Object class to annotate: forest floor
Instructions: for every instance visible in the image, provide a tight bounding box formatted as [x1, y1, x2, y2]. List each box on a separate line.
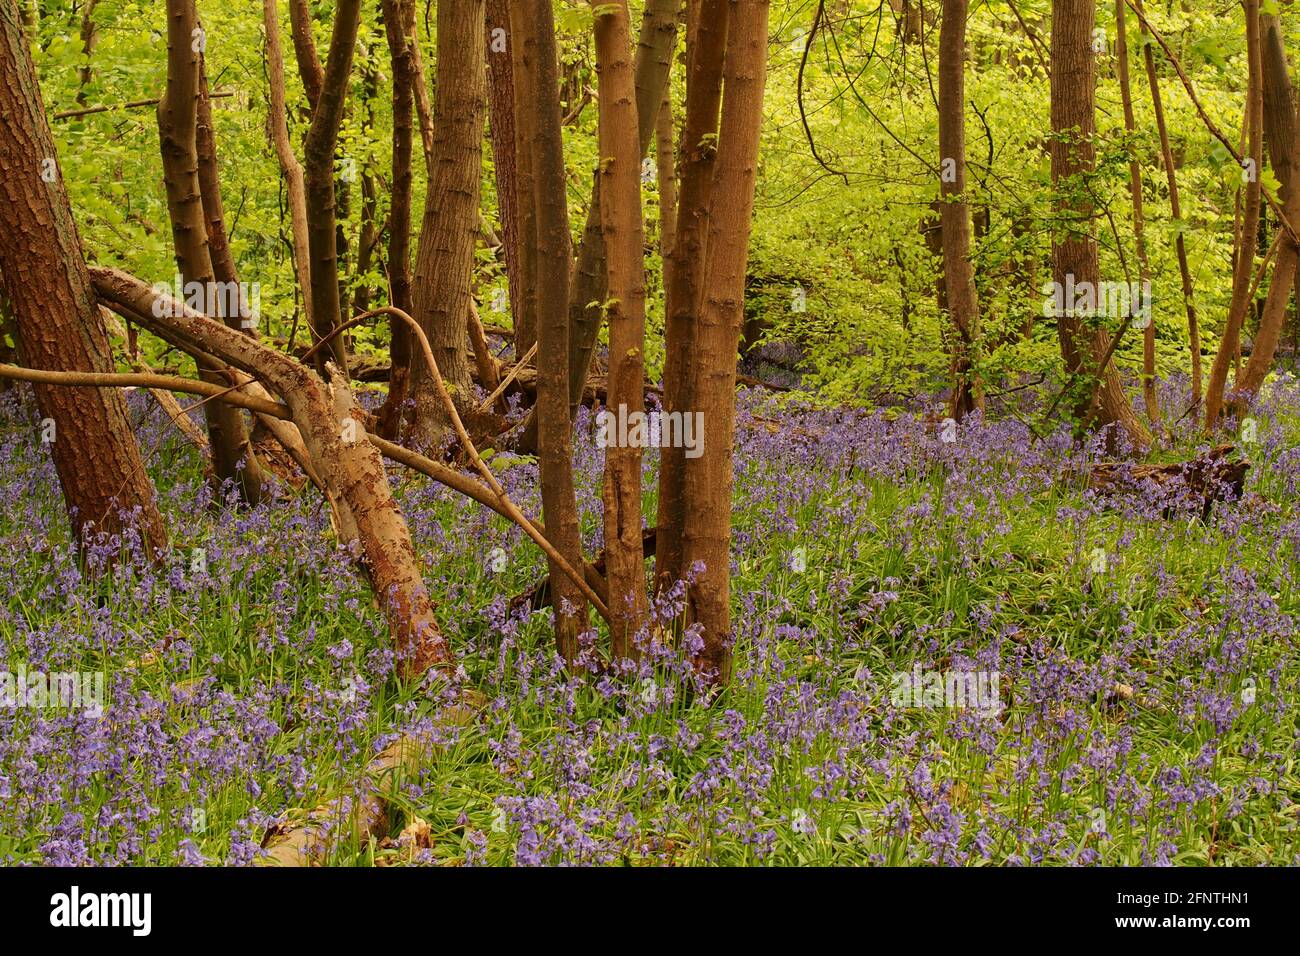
[1, 378, 1298, 865]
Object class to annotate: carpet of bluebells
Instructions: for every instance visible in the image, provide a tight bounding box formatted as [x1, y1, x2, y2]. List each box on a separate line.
[1, 375, 1299, 866]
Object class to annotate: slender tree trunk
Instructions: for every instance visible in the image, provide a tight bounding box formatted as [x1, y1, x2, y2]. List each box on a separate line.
[1050, 0, 1151, 451]
[592, 0, 650, 660]
[159, 0, 263, 504]
[656, 0, 727, 592]
[656, 89, 678, 261]
[526, 0, 589, 663]
[507, 0, 539, 359]
[0, 1, 167, 558]
[406, 0, 484, 448]
[288, 0, 324, 110]
[1206, 0, 1264, 428]
[1227, 39, 1300, 413]
[301, 0, 362, 376]
[376, 0, 416, 440]
[263, 0, 315, 343]
[681, 0, 771, 687]
[566, 0, 681, 413]
[1136, 0, 1200, 403]
[1115, 0, 1158, 424]
[937, 0, 981, 420]
[76, 0, 97, 105]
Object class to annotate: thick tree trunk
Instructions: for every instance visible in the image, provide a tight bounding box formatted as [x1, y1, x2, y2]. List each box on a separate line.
[681, 0, 770, 687]
[1206, 0, 1264, 428]
[158, 0, 264, 504]
[527, 0, 590, 663]
[375, 0, 416, 441]
[0, 2, 167, 558]
[301, 0, 362, 375]
[937, 0, 981, 420]
[592, 0, 650, 660]
[656, 0, 728, 593]
[1050, 0, 1151, 451]
[406, 0, 484, 448]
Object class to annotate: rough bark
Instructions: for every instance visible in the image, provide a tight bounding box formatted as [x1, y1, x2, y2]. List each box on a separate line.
[937, 0, 981, 420]
[406, 0, 484, 448]
[0, 2, 167, 558]
[656, 0, 727, 592]
[592, 0, 650, 659]
[681, 0, 770, 687]
[1049, 0, 1151, 451]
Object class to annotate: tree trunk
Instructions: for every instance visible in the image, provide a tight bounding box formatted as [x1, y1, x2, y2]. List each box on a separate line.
[406, 0, 484, 448]
[1206, 0, 1264, 428]
[262, 0, 315, 343]
[158, 0, 264, 504]
[592, 0, 650, 660]
[526, 0, 589, 663]
[1136, 0, 1200, 404]
[937, 0, 981, 420]
[0, 2, 167, 558]
[507, 0, 539, 358]
[485, 0, 524, 344]
[656, 0, 728, 593]
[681, 0, 771, 687]
[566, 0, 681, 413]
[301, 0, 362, 375]
[375, 0, 416, 441]
[1050, 0, 1151, 451]
[91, 270, 452, 678]
[1115, 0, 1158, 424]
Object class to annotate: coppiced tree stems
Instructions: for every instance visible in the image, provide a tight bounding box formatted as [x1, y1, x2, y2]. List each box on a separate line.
[657, 0, 729, 594]
[592, 0, 650, 660]
[680, 0, 771, 687]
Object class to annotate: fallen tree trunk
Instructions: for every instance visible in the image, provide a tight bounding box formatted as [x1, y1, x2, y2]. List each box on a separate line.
[91, 267, 450, 678]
